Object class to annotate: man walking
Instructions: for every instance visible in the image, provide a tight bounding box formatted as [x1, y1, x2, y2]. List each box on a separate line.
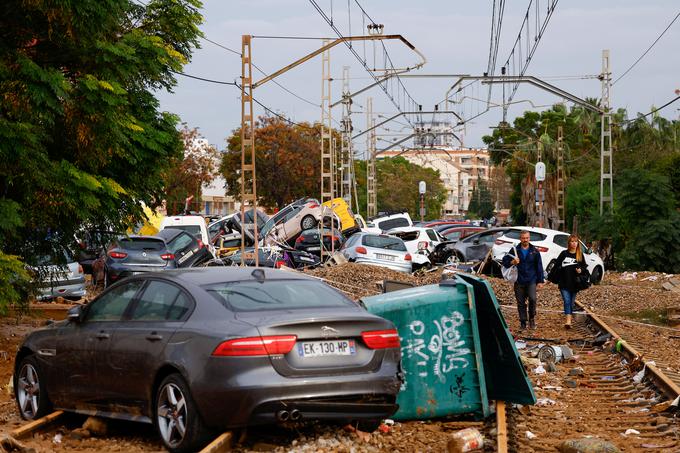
[502, 230, 545, 329]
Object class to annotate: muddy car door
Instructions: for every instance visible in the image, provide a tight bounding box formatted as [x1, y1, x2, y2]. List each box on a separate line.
[102, 280, 193, 413]
[54, 280, 144, 410]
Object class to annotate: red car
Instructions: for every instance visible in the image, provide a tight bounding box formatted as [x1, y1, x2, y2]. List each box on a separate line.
[439, 226, 486, 242]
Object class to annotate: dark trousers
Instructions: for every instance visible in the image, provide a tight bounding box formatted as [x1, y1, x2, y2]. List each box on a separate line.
[513, 282, 537, 323]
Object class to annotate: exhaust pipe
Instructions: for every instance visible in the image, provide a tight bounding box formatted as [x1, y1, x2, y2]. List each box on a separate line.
[276, 410, 290, 422]
[290, 409, 301, 421]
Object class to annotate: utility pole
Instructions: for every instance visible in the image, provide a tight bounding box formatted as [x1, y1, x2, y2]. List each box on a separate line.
[600, 49, 613, 214]
[320, 40, 333, 205]
[240, 35, 259, 266]
[556, 125, 565, 231]
[366, 97, 377, 218]
[340, 66, 353, 206]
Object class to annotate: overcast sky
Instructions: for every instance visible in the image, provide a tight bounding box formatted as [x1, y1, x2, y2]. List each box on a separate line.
[156, 1, 680, 153]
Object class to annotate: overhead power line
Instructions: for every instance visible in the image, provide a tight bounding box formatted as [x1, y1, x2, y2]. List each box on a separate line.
[618, 94, 680, 124]
[172, 70, 237, 85]
[613, 10, 680, 85]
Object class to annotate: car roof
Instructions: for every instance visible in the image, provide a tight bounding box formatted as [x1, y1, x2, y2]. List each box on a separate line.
[154, 228, 188, 241]
[158, 267, 316, 286]
[385, 226, 430, 233]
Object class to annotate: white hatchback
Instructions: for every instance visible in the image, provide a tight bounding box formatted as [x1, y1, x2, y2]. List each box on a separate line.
[491, 226, 605, 284]
[384, 227, 444, 269]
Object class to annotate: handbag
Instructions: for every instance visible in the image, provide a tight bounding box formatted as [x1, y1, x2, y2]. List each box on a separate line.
[575, 269, 591, 291]
[501, 247, 518, 282]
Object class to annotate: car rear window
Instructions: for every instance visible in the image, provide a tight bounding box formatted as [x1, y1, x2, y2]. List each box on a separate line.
[391, 231, 419, 242]
[377, 218, 410, 231]
[505, 230, 547, 242]
[118, 238, 165, 251]
[204, 280, 354, 312]
[362, 235, 407, 251]
[165, 225, 201, 238]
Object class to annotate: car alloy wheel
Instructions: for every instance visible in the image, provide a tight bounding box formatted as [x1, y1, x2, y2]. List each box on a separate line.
[15, 356, 50, 420]
[157, 383, 188, 448]
[300, 215, 317, 230]
[445, 253, 460, 265]
[16, 363, 40, 419]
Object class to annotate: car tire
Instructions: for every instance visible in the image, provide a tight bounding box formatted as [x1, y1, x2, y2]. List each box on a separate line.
[14, 355, 52, 420]
[155, 373, 212, 453]
[546, 259, 556, 275]
[300, 215, 317, 231]
[355, 419, 382, 432]
[444, 252, 460, 265]
[590, 266, 603, 285]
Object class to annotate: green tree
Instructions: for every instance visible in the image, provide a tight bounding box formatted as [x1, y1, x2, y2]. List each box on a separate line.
[0, 0, 203, 309]
[221, 117, 335, 208]
[354, 156, 447, 220]
[467, 180, 494, 219]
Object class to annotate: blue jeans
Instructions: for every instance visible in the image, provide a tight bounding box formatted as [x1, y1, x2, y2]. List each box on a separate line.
[560, 289, 576, 314]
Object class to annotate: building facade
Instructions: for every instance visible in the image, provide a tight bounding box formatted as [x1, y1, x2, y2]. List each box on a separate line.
[379, 147, 491, 217]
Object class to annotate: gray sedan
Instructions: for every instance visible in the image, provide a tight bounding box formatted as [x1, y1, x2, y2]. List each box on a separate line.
[14, 268, 401, 453]
[339, 232, 412, 273]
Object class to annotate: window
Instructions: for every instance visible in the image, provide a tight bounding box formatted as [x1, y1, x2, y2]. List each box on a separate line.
[167, 225, 202, 239]
[86, 281, 143, 321]
[362, 235, 407, 251]
[445, 231, 462, 241]
[205, 280, 353, 312]
[284, 206, 301, 222]
[505, 230, 547, 242]
[117, 238, 164, 251]
[377, 217, 410, 231]
[130, 281, 191, 321]
[167, 233, 194, 254]
[553, 234, 569, 248]
[426, 229, 438, 241]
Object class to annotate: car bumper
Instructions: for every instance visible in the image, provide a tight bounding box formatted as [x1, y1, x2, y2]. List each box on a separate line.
[192, 357, 401, 428]
[107, 263, 171, 281]
[37, 278, 87, 300]
[355, 257, 412, 273]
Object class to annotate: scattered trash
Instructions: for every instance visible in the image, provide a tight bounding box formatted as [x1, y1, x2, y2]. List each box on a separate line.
[560, 345, 574, 360]
[620, 272, 638, 281]
[538, 345, 563, 363]
[378, 424, 391, 433]
[633, 361, 655, 384]
[446, 427, 483, 453]
[671, 395, 680, 407]
[535, 398, 556, 406]
[651, 400, 675, 412]
[600, 376, 616, 381]
[544, 361, 557, 372]
[525, 430, 537, 439]
[0, 435, 32, 453]
[622, 428, 640, 436]
[515, 340, 527, 350]
[558, 437, 621, 453]
[640, 275, 658, 281]
[569, 367, 585, 377]
[53, 433, 63, 444]
[533, 365, 546, 375]
[564, 379, 578, 388]
[383, 418, 395, 426]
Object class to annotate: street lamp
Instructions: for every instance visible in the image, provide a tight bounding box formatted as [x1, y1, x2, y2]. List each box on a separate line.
[419, 181, 426, 222]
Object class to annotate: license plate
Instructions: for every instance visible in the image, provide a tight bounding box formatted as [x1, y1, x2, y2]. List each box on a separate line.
[297, 340, 356, 357]
[376, 253, 396, 261]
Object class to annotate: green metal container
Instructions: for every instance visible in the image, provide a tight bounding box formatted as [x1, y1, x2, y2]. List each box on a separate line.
[361, 273, 535, 420]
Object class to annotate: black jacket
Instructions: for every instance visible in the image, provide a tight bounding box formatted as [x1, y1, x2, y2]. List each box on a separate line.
[548, 250, 589, 292]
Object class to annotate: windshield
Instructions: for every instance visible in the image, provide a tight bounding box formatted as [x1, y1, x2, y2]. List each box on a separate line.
[118, 238, 165, 251]
[204, 280, 353, 312]
[362, 235, 407, 251]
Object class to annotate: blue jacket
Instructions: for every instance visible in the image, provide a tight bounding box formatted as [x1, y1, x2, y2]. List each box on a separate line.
[502, 244, 545, 284]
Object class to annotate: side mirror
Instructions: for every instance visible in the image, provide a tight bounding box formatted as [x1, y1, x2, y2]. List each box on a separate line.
[67, 305, 84, 323]
[587, 248, 593, 255]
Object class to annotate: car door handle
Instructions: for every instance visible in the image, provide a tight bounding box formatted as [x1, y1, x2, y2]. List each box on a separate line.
[146, 334, 163, 342]
[96, 332, 110, 340]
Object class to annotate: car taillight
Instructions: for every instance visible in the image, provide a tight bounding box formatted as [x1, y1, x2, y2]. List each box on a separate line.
[108, 251, 127, 259]
[296, 236, 305, 243]
[361, 329, 400, 349]
[535, 246, 549, 253]
[77, 264, 84, 274]
[274, 260, 286, 268]
[356, 246, 367, 254]
[160, 253, 175, 260]
[404, 253, 412, 261]
[197, 239, 204, 249]
[212, 335, 297, 356]
[417, 241, 428, 250]
[495, 239, 512, 245]
[308, 203, 319, 209]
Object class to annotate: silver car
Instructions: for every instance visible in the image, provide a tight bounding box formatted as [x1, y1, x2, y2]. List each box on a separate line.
[33, 251, 87, 300]
[340, 232, 412, 273]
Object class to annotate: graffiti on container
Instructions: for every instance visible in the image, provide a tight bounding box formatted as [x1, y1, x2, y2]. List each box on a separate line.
[450, 373, 469, 399]
[402, 311, 471, 384]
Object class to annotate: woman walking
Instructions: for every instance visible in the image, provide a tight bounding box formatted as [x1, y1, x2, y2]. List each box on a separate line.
[548, 234, 590, 328]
